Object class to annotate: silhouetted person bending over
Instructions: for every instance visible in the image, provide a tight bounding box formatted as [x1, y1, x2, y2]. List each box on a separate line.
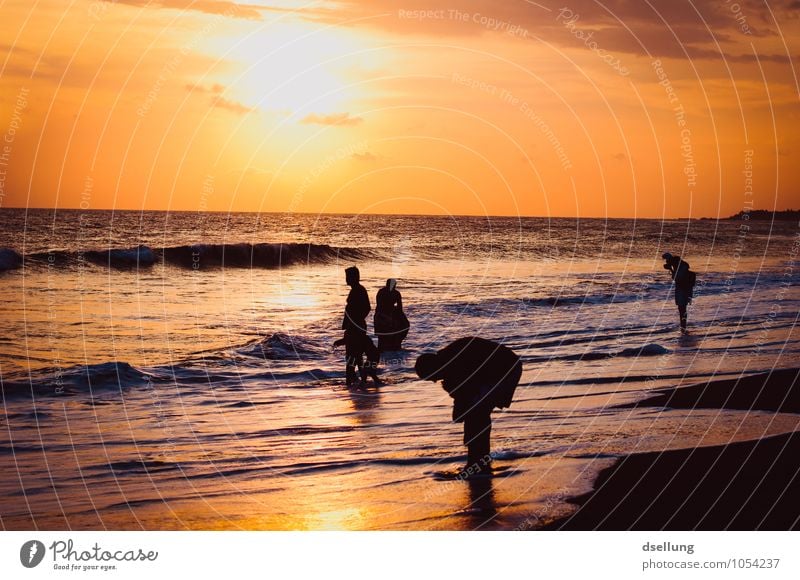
[662, 252, 696, 333]
[374, 278, 409, 352]
[416, 337, 522, 477]
[337, 266, 380, 387]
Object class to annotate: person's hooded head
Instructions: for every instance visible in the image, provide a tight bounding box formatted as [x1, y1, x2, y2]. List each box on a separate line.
[662, 252, 679, 267]
[345, 266, 360, 286]
[415, 353, 442, 382]
[386, 278, 397, 293]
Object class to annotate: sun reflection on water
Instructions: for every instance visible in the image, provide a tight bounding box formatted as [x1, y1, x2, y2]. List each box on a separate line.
[304, 507, 365, 531]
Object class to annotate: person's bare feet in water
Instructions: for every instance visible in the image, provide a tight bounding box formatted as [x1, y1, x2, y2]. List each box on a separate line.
[358, 375, 382, 388]
[458, 462, 492, 480]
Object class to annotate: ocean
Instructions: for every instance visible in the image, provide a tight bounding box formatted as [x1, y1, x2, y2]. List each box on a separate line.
[1, 209, 798, 529]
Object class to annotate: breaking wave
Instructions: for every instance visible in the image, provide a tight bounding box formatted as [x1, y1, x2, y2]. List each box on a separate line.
[2, 361, 154, 398]
[19, 242, 367, 270]
[237, 333, 327, 360]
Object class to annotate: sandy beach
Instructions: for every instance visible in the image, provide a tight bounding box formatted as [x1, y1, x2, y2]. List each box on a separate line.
[548, 368, 800, 530]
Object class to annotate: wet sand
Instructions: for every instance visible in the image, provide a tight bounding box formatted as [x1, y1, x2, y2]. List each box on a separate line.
[547, 368, 800, 530]
[621, 367, 800, 414]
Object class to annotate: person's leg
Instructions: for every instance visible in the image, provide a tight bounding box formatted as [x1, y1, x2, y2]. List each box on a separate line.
[357, 356, 368, 383]
[344, 336, 361, 386]
[364, 337, 381, 382]
[355, 348, 368, 384]
[675, 290, 689, 332]
[349, 335, 366, 384]
[463, 409, 492, 474]
[345, 354, 358, 385]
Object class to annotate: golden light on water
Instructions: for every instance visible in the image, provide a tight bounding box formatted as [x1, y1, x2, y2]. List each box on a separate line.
[304, 507, 365, 531]
[260, 276, 331, 327]
[267, 287, 321, 310]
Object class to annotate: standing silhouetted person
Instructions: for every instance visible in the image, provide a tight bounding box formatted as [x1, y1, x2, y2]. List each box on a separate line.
[374, 278, 409, 352]
[337, 266, 380, 387]
[662, 252, 696, 332]
[415, 337, 522, 477]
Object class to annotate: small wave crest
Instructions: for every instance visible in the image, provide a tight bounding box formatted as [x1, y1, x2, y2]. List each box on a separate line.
[97, 459, 182, 475]
[618, 343, 670, 357]
[237, 333, 326, 360]
[85, 245, 157, 268]
[3, 361, 153, 398]
[529, 343, 670, 364]
[0, 248, 23, 271]
[522, 293, 643, 307]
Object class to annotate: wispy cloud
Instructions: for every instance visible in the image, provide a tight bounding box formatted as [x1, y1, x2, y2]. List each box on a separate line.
[213, 96, 254, 114]
[106, 0, 263, 20]
[351, 151, 377, 161]
[186, 83, 225, 93]
[187, 83, 254, 114]
[300, 112, 363, 126]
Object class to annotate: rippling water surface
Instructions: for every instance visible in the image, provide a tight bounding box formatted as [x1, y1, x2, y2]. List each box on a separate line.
[1, 209, 798, 529]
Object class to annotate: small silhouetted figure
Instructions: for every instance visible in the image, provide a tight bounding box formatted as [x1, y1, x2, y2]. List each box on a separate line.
[337, 266, 380, 386]
[662, 252, 696, 332]
[415, 337, 522, 476]
[374, 278, 409, 352]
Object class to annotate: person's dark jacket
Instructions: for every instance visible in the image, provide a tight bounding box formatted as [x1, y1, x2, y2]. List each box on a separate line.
[665, 257, 693, 306]
[343, 284, 370, 333]
[376, 287, 402, 314]
[429, 337, 522, 422]
[374, 287, 409, 338]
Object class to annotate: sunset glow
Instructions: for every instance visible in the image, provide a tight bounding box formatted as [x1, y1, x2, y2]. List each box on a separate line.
[0, 0, 797, 217]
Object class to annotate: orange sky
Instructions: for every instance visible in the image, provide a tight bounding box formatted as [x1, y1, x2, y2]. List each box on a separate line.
[0, 0, 798, 217]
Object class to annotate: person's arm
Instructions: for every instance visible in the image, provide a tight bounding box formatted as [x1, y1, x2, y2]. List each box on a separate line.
[433, 342, 462, 392]
[357, 287, 371, 319]
[396, 291, 403, 312]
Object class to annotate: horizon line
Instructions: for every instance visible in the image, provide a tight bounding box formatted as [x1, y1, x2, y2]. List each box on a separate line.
[2, 206, 795, 220]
